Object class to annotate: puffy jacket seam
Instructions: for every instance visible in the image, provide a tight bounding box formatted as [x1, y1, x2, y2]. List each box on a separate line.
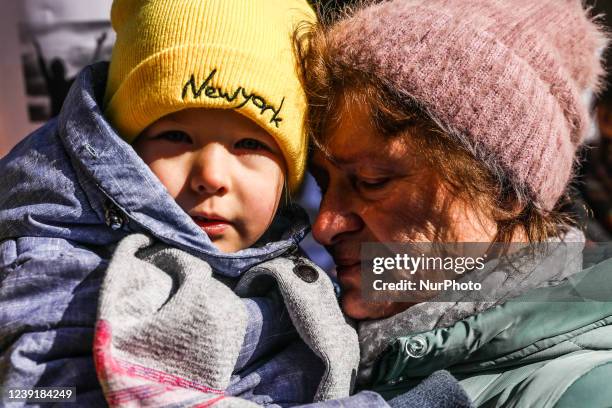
[490, 317, 612, 366]
[470, 373, 503, 404]
[565, 338, 585, 351]
[449, 317, 612, 374]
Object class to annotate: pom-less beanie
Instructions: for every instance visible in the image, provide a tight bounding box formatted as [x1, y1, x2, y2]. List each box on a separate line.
[104, 0, 316, 192]
[326, 0, 608, 210]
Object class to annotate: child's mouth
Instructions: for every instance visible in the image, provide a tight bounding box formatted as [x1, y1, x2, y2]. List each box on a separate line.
[192, 216, 230, 237]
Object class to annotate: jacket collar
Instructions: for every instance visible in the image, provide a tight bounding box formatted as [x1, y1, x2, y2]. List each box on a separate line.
[358, 228, 587, 377]
[57, 62, 308, 277]
[368, 256, 612, 387]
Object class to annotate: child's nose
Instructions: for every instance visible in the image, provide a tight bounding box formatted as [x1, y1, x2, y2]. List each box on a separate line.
[190, 144, 230, 196]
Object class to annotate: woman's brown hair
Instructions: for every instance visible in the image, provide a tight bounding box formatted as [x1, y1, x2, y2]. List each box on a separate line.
[295, 15, 575, 243]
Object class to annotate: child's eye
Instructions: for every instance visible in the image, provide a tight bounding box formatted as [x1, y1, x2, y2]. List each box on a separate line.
[156, 131, 192, 144]
[235, 138, 270, 151]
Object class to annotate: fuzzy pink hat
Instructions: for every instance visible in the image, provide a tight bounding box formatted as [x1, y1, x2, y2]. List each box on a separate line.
[327, 0, 608, 210]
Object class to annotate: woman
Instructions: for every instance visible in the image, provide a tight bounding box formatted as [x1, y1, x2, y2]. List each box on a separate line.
[300, 0, 612, 406]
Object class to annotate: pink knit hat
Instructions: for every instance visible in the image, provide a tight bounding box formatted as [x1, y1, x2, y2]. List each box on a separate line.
[326, 0, 608, 210]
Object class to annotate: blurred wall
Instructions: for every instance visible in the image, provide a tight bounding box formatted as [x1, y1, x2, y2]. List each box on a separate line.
[0, 0, 113, 158]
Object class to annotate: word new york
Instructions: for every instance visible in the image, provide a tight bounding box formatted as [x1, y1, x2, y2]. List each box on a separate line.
[182, 69, 285, 128]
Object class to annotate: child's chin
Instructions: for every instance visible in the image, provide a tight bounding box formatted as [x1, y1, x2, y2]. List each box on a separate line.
[210, 238, 238, 253]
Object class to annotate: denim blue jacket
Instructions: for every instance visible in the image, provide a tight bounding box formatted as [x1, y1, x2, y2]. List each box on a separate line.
[0, 63, 398, 408]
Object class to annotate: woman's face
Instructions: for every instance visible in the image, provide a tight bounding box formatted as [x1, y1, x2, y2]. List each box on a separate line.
[310, 102, 497, 320]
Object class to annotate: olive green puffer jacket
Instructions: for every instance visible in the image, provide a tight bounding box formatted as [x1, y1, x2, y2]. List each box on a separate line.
[367, 258, 612, 408]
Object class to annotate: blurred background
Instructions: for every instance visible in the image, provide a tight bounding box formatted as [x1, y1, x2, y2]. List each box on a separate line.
[0, 0, 611, 270]
[0, 0, 114, 154]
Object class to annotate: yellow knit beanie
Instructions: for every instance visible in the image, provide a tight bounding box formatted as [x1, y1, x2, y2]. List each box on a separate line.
[103, 0, 315, 191]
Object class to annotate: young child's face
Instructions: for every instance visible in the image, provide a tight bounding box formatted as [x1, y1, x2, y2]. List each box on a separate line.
[134, 108, 286, 253]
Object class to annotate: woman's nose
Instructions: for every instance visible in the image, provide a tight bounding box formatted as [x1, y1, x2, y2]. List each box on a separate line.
[190, 144, 231, 195]
[312, 192, 363, 246]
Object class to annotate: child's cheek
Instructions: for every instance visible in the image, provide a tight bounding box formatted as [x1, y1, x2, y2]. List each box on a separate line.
[134, 142, 187, 200]
[239, 168, 284, 233]
[146, 158, 186, 199]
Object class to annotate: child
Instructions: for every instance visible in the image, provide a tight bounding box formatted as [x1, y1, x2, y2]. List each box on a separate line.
[0, 0, 383, 406]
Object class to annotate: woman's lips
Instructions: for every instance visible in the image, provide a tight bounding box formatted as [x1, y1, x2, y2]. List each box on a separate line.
[335, 263, 361, 289]
[336, 262, 360, 273]
[192, 218, 230, 237]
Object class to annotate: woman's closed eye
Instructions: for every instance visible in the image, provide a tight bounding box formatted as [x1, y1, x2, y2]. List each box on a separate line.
[356, 176, 391, 190]
[155, 130, 193, 144]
